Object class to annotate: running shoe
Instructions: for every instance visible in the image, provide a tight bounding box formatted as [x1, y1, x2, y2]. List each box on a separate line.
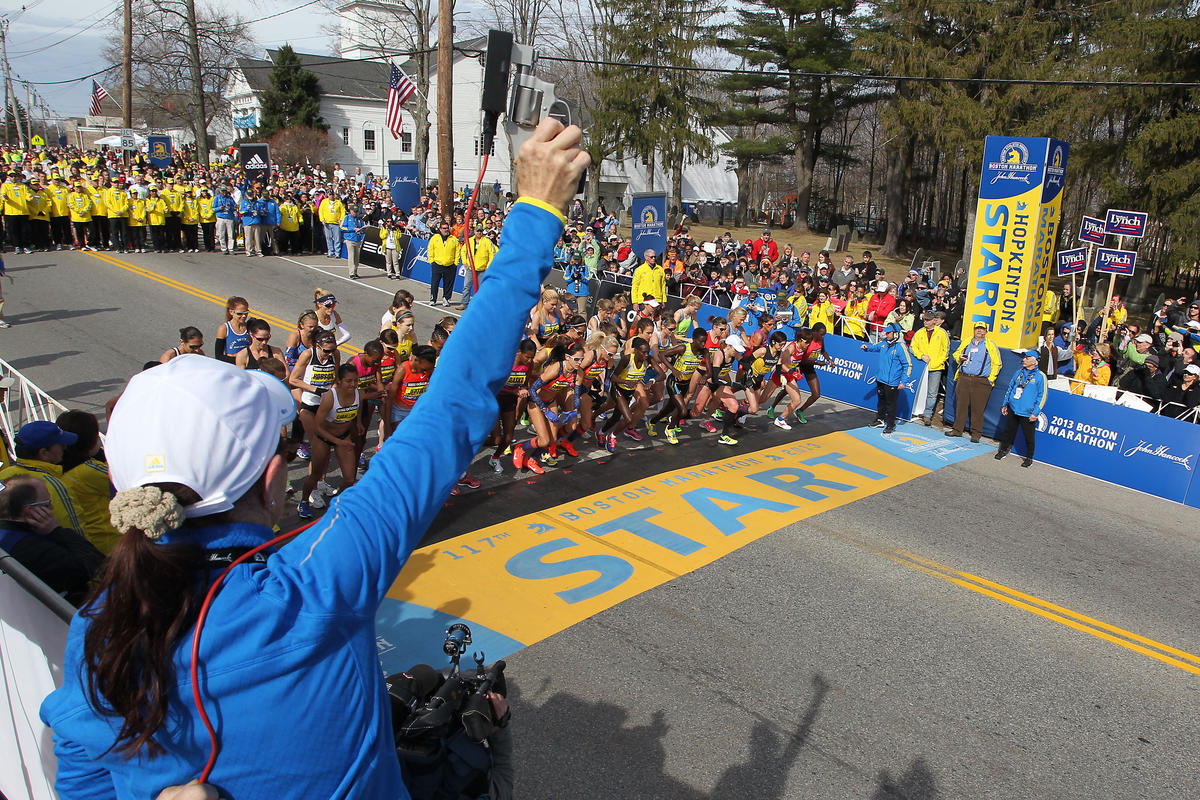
[595, 428, 605, 448]
[623, 428, 644, 442]
[296, 442, 310, 460]
[700, 420, 717, 434]
[560, 439, 578, 457]
[512, 444, 526, 470]
[797, 411, 808, 424]
[718, 434, 738, 445]
[358, 452, 368, 468]
[316, 480, 337, 497]
[712, 410, 726, 421]
[666, 428, 679, 445]
[540, 453, 559, 467]
[308, 491, 327, 510]
[297, 500, 313, 519]
[488, 456, 503, 474]
[869, 419, 886, 428]
[606, 433, 617, 453]
[502, 444, 513, 456]
[457, 474, 481, 488]
[520, 413, 531, 428]
[646, 422, 658, 437]
[773, 417, 792, 431]
[525, 457, 545, 475]
[767, 407, 776, 419]
[0, 320, 10, 329]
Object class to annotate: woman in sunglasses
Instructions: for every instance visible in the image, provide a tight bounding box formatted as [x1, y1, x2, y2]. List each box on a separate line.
[487, 338, 537, 473]
[313, 287, 352, 345]
[283, 310, 318, 373]
[298, 363, 363, 519]
[235, 318, 283, 370]
[512, 341, 585, 473]
[214, 295, 250, 364]
[159, 326, 205, 363]
[289, 330, 340, 465]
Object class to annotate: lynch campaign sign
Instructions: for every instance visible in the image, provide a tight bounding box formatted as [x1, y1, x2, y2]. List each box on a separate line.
[1094, 247, 1137, 276]
[1104, 208, 1147, 238]
[962, 136, 1069, 349]
[1056, 246, 1088, 276]
[1079, 215, 1107, 245]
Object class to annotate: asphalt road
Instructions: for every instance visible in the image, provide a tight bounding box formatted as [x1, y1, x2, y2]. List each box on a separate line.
[4, 248, 1198, 798]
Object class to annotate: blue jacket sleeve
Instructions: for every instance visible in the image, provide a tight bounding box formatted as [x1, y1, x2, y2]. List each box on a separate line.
[265, 200, 563, 618]
[1002, 373, 1018, 408]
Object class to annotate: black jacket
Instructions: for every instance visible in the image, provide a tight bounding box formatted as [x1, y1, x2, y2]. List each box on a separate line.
[0, 521, 105, 606]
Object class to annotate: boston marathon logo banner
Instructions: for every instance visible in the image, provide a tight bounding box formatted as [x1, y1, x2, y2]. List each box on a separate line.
[631, 192, 667, 259]
[963, 136, 1069, 349]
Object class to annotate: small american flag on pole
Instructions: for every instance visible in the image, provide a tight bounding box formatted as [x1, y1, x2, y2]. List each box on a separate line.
[385, 62, 415, 139]
[89, 80, 110, 116]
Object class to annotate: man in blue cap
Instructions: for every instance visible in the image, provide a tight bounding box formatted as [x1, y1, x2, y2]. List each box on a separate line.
[995, 349, 1047, 467]
[0, 420, 84, 533]
[861, 321, 913, 433]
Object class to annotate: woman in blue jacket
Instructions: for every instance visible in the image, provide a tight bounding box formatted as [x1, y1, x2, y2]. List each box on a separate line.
[39, 118, 590, 800]
[995, 348, 1048, 468]
[862, 321, 913, 433]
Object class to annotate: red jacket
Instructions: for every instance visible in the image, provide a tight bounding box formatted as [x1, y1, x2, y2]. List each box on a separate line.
[751, 237, 779, 264]
[866, 291, 896, 325]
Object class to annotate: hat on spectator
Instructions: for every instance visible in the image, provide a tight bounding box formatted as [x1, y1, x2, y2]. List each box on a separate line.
[106, 356, 297, 518]
[15, 421, 77, 450]
[1135, 333, 1153, 343]
[1187, 364, 1200, 376]
[1145, 354, 1159, 367]
[1022, 349, 1038, 359]
[921, 312, 938, 322]
[974, 320, 989, 330]
[1188, 321, 1200, 330]
[725, 334, 747, 354]
[644, 298, 660, 308]
[875, 281, 889, 292]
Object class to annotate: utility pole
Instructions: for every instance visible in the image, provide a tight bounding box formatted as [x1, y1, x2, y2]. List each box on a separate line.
[122, 0, 133, 130]
[24, 81, 32, 145]
[436, 0, 453, 213]
[0, 20, 23, 147]
[183, 0, 208, 165]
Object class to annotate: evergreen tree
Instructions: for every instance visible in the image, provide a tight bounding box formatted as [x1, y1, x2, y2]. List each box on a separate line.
[258, 44, 327, 139]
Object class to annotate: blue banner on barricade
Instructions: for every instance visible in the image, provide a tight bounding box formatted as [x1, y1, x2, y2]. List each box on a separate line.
[814, 334, 926, 419]
[399, 237, 466, 294]
[387, 161, 421, 211]
[631, 193, 667, 259]
[1009, 386, 1200, 504]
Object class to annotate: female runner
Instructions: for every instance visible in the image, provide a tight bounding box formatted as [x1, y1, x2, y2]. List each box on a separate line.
[284, 311, 318, 373]
[600, 336, 651, 453]
[313, 288, 352, 345]
[393, 311, 417, 363]
[673, 295, 702, 338]
[387, 344, 437, 437]
[377, 329, 400, 441]
[488, 339, 537, 473]
[297, 363, 362, 519]
[289, 329, 340, 463]
[579, 331, 618, 441]
[348, 339, 384, 466]
[511, 342, 585, 473]
[745, 330, 789, 419]
[611, 292, 631, 340]
[588, 298, 616, 333]
[528, 287, 563, 348]
[159, 326, 204, 363]
[647, 326, 707, 444]
[214, 296, 250, 364]
[234, 318, 283, 369]
[704, 335, 746, 446]
[380, 289, 414, 332]
[694, 316, 731, 433]
[778, 322, 831, 427]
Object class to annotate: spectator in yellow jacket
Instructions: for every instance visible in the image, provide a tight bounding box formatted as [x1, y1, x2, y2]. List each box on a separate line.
[88, 179, 110, 249]
[2, 171, 31, 252]
[318, 195, 346, 258]
[48, 177, 71, 249]
[67, 183, 95, 249]
[0, 421, 85, 535]
[27, 176, 52, 251]
[910, 311, 951, 425]
[631, 249, 666, 308]
[947, 321, 1002, 442]
[455, 225, 497, 309]
[128, 193, 148, 252]
[56, 411, 123, 555]
[427, 219, 460, 305]
[104, 184, 130, 253]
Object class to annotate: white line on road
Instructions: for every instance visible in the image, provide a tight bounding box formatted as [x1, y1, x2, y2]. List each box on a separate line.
[274, 255, 462, 318]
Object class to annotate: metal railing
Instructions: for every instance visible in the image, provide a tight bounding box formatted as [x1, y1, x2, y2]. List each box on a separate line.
[0, 356, 71, 457]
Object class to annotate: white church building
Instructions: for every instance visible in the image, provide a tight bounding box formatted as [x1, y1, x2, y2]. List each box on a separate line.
[220, 0, 738, 208]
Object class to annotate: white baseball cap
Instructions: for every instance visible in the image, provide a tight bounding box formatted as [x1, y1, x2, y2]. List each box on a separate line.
[876, 281, 889, 292]
[725, 334, 747, 354]
[1135, 333, 1153, 343]
[107, 356, 297, 518]
[1187, 364, 1200, 376]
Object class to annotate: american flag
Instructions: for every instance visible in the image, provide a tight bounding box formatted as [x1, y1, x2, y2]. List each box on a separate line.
[89, 80, 110, 116]
[385, 62, 415, 139]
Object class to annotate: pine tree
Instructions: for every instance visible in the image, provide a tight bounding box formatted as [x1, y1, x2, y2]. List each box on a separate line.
[258, 44, 328, 139]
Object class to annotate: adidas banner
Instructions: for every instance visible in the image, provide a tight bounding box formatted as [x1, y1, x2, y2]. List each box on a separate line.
[239, 143, 272, 185]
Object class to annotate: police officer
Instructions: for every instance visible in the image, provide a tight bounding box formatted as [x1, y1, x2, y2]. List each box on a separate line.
[995, 348, 1047, 468]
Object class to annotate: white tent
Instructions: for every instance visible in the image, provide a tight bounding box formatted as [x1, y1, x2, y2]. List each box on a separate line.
[92, 133, 148, 148]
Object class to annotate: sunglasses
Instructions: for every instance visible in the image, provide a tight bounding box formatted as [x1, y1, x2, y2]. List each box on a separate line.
[254, 335, 271, 342]
[233, 311, 249, 317]
[319, 299, 337, 307]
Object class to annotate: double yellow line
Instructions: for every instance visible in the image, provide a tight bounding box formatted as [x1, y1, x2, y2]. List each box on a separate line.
[879, 547, 1200, 676]
[84, 250, 363, 356]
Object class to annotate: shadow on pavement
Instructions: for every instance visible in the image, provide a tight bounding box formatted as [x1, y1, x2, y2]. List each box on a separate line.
[870, 756, 938, 800]
[5, 349, 86, 370]
[512, 673, 831, 800]
[6, 307, 120, 326]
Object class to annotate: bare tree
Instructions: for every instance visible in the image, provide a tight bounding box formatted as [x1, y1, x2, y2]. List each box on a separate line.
[329, 0, 436, 186]
[103, 0, 251, 159]
[461, 0, 556, 48]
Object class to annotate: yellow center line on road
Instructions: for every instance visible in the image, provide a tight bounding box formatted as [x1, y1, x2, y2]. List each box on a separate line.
[877, 547, 1200, 676]
[83, 251, 363, 356]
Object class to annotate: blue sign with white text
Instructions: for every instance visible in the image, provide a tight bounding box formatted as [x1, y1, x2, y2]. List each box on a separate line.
[1095, 247, 1137, 276]
[630, 192, 667, 261]
[387, 161, 421, 211]
[1056, 247, 1088, 276]
[1079, 215, 1106, 245]
[1103, 208, 1147, 238]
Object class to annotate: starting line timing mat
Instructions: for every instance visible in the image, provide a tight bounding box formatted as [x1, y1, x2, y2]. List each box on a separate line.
[374, 426, 990, 673]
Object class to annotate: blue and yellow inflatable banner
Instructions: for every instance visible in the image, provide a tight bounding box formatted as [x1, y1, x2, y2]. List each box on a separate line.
[963, 137, 1069, 349]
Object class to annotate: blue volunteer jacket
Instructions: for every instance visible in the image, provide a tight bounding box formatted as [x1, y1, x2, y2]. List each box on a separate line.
[238, 197, 260, 227]
[263, 198, 281, 227]
[1002, 365, 1048, 417]
[213, 195, 236, 220]
[864, 337, 913, 387]
[39, 198, 566, 800]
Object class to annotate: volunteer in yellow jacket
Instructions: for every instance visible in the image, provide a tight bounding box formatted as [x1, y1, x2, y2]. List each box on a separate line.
[910, 311, 951, 426]
[455, 223, 497, 309]
[318, 193, 346, 258]
[278, 195, 301, 255]
[427, 219, 460, 306]
[128, 192, 149, 253]
[0, 421, 85, 535]
[631, 249, 666, 309]
[67, 182, 95, 250]
[946, 320, 1002, 442]
[198, 188, 217, 252]
[2, 170, 31, 253]
[49, 176, 72, 250]
[146, 188, 168, 253]
[88, 179, 110, 249]
[104, 182, 130, 253]
[27, 176, 52, 251]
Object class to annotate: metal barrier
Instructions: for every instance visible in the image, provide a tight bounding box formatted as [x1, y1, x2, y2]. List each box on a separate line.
[0, 357, 71, 456]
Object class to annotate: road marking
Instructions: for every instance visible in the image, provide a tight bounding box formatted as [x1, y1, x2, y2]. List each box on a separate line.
[877, 548, 1200, 676]
[274, 255, 463, 319]
[84, 251, 363, 355]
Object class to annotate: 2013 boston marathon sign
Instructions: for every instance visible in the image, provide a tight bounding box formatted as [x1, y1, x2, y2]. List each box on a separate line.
[963, 137, 1069, 349]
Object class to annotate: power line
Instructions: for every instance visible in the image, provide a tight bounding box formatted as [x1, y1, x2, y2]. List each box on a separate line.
[9, 6, 120, 58]
[8, 2, 116, 48]
[242, 0, 325, 27]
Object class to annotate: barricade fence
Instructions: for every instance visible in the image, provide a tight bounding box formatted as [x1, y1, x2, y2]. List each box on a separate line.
[0, 357, 71, 458]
